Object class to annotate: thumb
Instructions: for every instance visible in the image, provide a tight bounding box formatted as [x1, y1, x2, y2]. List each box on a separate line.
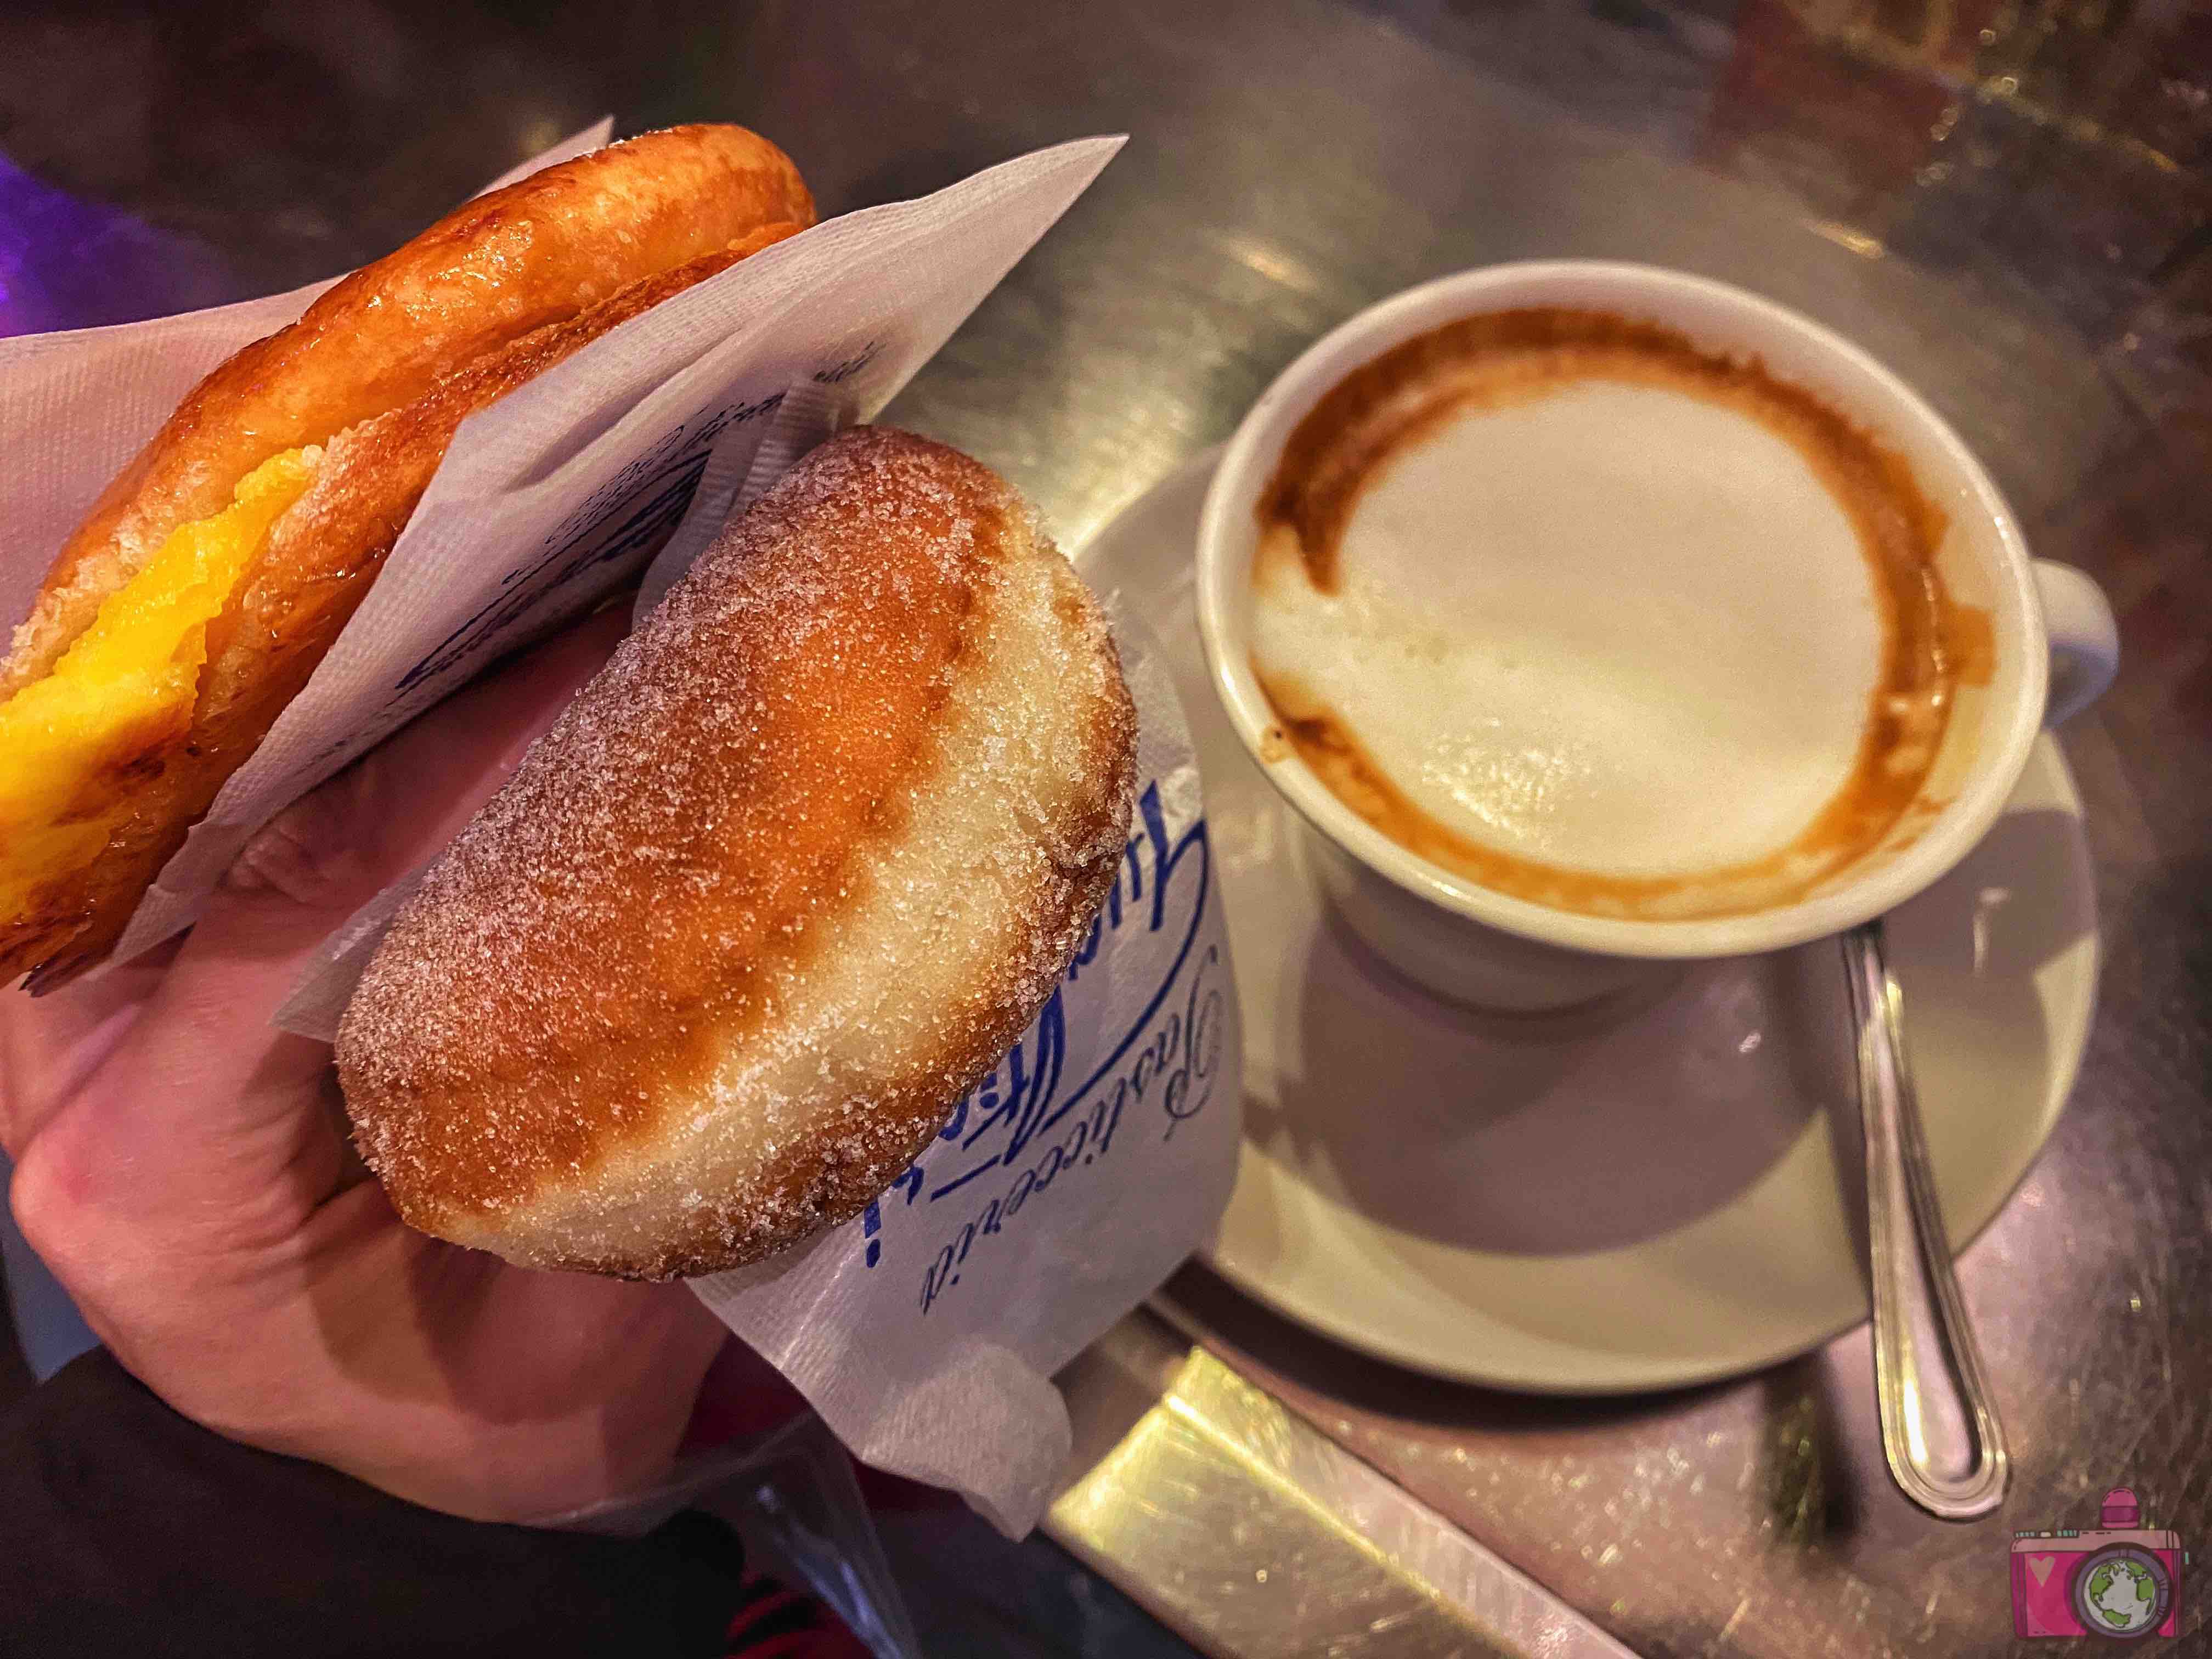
[16, 609, 630, 1256]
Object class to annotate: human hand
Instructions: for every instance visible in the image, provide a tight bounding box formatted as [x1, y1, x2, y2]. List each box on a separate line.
[1, 610, 734, 1523]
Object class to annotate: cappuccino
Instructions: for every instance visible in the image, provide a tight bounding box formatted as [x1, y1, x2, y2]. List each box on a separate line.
[1249, 307, 1984, 922]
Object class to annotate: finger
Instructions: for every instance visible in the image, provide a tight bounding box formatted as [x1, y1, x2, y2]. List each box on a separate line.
[0, 939, 182, 1159]
[681, 1336, 809, 1451]
[25, 610, 631, 1238]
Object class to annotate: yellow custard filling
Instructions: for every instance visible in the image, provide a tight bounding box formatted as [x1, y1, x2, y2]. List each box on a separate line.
[0, 448, 314, 912]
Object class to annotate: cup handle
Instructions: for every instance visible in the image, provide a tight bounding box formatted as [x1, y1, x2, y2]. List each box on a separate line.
[2031, 560, 2119, 727]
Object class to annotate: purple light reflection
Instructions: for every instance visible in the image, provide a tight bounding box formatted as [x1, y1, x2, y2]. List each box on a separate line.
[0, 153, 236, 337]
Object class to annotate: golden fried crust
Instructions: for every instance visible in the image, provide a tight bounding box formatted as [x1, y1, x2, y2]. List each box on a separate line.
[336, 431, 1139, 1278]
[1, 225, 804, 988]
[3, 124, 813, 697]
[211, 224, 805, 724]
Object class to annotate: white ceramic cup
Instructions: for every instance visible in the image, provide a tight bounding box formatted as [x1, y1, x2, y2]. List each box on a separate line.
[1195, 261, 2119, 1011]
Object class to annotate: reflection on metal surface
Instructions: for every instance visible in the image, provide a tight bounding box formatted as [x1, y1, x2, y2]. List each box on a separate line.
[1051, 1314, 1640, 1659]
[1773, 0, 2198, 174]
[1807, 221, 1888, 260]
[1216, 232, 1333, 299]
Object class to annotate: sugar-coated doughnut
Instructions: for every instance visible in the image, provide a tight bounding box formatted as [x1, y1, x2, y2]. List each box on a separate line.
[336, 430, 1138, 1278]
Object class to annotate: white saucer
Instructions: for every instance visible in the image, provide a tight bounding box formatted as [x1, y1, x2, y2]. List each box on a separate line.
[1076, 448, 2099, 1395]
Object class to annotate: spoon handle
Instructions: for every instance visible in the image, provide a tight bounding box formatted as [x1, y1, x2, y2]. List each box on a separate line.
[1841, 920, 2010, 1521]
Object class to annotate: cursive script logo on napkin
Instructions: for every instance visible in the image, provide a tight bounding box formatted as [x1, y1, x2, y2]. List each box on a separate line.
[851, 776, 1225, 1313]
[394, 387, 795, 698]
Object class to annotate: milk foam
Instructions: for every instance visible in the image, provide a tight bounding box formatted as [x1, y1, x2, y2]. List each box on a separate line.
[1251, 380, 1884, 878]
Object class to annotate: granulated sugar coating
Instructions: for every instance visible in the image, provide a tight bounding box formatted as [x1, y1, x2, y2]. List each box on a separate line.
[335, 428, 1137, 1278]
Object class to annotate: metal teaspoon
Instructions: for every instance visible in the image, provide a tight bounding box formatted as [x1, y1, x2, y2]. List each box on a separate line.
[1841, 919, 2011, 1521]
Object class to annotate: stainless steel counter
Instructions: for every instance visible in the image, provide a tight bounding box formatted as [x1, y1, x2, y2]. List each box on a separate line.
[5, 1, 2207, 1653]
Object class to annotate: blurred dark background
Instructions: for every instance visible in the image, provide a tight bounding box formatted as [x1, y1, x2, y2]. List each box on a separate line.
[5, 0, 2211, 341]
